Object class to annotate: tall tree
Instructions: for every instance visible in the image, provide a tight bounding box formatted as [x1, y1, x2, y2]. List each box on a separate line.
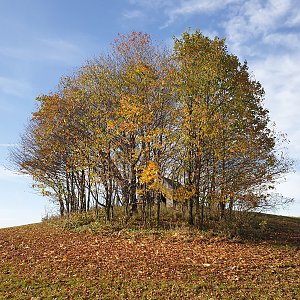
[173, 30, 292, 226]
[11, 30, 292, 229]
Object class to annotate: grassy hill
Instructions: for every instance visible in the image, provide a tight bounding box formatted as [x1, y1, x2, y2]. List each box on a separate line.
[1, 213, 299, 299]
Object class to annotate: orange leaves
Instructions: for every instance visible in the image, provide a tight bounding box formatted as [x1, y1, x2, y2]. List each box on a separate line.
[172, 186, 196, 202]
[119, 97, 141, 118]
[139, 161, 161, 190]
[106, 120, 115, 130]
[134, 64, 151, 76]
[2, 221, 300, 299]
[117, 96, 153, 132]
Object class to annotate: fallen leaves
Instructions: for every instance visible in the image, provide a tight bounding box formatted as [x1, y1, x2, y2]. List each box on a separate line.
[0, 223, 299, 299]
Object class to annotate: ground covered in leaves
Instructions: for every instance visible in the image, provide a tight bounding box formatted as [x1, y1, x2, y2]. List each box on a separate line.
[1, 218, 299, 299]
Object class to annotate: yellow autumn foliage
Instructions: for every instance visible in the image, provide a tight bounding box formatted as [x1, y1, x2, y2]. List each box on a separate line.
[139, 161, 162, 190]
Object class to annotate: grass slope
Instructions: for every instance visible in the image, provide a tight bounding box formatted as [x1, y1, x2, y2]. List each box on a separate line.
[0, 214, 299, 299]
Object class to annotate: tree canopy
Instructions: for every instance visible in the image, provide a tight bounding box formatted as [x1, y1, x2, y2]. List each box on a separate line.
[11, 30, 293, 228]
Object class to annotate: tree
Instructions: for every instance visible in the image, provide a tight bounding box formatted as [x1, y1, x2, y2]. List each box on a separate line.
[11, 30, 292, 229]
[173, 30, 292, 226]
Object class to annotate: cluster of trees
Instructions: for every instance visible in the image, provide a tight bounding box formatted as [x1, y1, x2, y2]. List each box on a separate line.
[12, 31, 292, 227]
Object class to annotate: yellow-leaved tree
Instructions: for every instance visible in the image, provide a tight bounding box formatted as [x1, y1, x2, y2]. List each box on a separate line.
[11, 30, 293, 229]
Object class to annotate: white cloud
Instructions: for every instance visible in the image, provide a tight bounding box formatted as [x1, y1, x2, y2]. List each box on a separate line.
[123, 9, 144, 19]
[129, 0, 173, 8]
[0, 143, 19, 147]
[217, 1, 300, 164]
[0, 166, 21, 179]
[38, 38, 82, 62]
[263, 32, 300, 49]
[162, 0, 239, 28]
[0, 77, 31, 97]
[222, 2, 300, 164]
[273, 171, 300, 217]
[244, 0, 291, 32]
[0, 166, 31, 186]
[129, 0, 240, 28]
[250, 53, 300, 160]
[129, 0, 299, 40]
[224, 0, 295, 55]
[0, 38, 83, 65]
[285, 10, 300, 26]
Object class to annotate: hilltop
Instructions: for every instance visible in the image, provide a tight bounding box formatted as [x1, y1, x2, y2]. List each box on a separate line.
[1, 213, 299, 299]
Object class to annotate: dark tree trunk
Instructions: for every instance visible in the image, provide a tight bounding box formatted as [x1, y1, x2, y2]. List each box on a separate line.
[188, 198, 194, 225]
[157, 193, 161, 227]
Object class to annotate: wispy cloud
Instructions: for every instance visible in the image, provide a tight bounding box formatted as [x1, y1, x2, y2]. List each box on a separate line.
[251, 52, 300, 159]
[224, 0, 294, 55]
[130, 0, 240, 28]
[0, 166, 20, 180]
[0, 166, 32, 185]
[275, 172, 300, 202]
[0, 143, 19, 147]
[244, 0, 291, 32]
[161, 0, 238, 28]
[0, 77, 32, 98]
[263, 32, 300, 50]
[0, 37, 83, 66]
[123, 9, 144, 19]
[38, 38, 83, 63]
[129, 0, 300, 206]
[285, 10, 300, 26]
[130, 0, 298, 54]
[128, 0, 173, 8]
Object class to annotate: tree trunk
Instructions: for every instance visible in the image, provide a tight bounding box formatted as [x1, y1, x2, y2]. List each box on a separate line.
[188, 198, 194, 225]
[157, 193, 161, 227]
[195, 196, 200, 227]
[130, 165, 137, 214]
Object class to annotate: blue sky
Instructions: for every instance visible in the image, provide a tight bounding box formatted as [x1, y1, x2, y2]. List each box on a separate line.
[1, 0, 300, 228]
